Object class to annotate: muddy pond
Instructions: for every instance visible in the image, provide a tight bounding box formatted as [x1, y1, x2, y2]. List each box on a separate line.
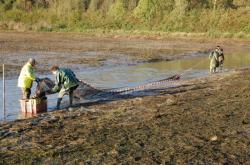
[0, 50, 250, 121]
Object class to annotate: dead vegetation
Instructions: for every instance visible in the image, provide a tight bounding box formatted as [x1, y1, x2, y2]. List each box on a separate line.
[0, 32, 249, 164]
[0, 68, 249, 164]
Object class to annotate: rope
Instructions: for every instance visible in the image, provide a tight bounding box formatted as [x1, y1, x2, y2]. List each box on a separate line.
[79, 80, 105, 92]
[114, 59, 207, 93]
[178, 59, 206, 76]
[109, 75, 180, 93]
[79, 75, 181, 94]
[78, 58, 207, 94]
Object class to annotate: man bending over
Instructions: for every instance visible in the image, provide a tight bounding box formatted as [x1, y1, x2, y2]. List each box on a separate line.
[50, 66, 79, 109]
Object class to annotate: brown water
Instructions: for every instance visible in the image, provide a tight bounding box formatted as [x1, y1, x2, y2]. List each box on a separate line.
[0, 52, 250, 121]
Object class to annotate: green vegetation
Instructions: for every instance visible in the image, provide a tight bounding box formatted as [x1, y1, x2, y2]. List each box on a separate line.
[0, 0, 249, 37]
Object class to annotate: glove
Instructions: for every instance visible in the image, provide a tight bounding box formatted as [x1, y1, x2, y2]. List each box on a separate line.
[35, 77, 41, 83]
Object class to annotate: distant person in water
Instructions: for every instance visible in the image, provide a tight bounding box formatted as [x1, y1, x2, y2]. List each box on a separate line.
[18, 58, 40, 99]
[209, 46, 224, 74]
[50, 66, 79, 109]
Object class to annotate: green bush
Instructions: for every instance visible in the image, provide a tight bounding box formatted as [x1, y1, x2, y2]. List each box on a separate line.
[0, 0, 249, 38]
[108, 0, 126, 20]
[4, 9, 24, 22]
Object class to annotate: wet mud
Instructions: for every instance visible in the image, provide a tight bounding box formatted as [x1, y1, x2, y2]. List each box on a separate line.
[1, 32, 250, 79]
[0, 32, 250, 164]
[0, 69, 249, 164]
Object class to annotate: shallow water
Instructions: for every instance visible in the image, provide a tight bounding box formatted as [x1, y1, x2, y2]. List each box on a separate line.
[0, 52, 250, 121]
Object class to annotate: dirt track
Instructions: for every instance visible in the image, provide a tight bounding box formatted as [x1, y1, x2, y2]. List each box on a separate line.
[0, 32, 250, 164]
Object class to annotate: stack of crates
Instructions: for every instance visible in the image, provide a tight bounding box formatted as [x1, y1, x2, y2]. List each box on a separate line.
[20, 98, 47, 114]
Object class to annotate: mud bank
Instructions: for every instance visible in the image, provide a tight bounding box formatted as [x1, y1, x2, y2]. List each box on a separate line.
[0, 68, 249, 164]
[1, 32, 250, 79]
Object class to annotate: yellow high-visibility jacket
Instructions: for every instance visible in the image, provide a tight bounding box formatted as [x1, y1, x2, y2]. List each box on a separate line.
[18, 63, 36, 89]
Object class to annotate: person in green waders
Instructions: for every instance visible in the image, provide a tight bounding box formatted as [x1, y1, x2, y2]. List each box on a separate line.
[209, 46, 224, 74]
[18, 58, 40, 99]
[50, 66, 79, 109]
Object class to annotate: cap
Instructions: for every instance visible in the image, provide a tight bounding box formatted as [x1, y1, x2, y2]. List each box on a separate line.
[28, 58, 37, 65]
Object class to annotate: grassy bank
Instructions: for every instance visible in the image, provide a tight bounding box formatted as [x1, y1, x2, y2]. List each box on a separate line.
[0, 0, 250, 38]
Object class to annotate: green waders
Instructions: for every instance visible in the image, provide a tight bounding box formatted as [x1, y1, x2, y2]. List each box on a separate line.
[22, 88, 31, 99]
[56, 85, 79, 109]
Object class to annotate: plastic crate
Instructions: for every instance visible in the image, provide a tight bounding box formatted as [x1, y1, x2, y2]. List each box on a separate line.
[20, 98, 47, 114]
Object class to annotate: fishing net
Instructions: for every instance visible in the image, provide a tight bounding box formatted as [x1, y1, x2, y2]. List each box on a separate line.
[33, 75, 181, 102]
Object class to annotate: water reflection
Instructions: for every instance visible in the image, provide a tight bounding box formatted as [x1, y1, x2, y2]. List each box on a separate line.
[0, 52, 250, 121]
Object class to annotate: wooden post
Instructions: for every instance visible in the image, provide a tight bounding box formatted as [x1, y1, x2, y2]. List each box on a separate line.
[3, 64, 6, 120]
[213, 0, 217, 10]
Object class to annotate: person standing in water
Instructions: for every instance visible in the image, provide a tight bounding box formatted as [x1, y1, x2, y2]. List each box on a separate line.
[50, 66, 79, 109]
[18, 58, 40, 99]
[209, 46, 224, 74]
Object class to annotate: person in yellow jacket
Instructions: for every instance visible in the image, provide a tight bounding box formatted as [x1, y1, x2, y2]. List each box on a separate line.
[18, 58, 40, 99]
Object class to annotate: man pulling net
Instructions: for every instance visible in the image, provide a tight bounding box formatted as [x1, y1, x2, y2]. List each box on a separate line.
[209, 45, 224, 74]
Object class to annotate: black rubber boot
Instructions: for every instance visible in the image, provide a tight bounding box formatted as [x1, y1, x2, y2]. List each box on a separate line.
[69, 91, 74, 107]
[56, 98, 62, 109]
[69, 86, 78, 107]
[69, 96, 73, 107]
[22, 88, 31, 99]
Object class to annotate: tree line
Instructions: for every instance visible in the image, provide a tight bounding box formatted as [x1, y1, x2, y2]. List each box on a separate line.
[0, 0, 249, 36]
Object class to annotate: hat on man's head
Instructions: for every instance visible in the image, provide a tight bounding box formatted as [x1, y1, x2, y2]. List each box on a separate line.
[28, 58, 37, 65]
